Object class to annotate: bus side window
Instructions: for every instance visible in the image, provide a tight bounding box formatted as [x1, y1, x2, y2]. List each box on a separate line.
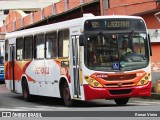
[16, 37, 24, 60]
[46, 32, 57, 58]
[34, 34, 45, 59]
[24, 36, 33, 60]
[58, 29, 69, 58]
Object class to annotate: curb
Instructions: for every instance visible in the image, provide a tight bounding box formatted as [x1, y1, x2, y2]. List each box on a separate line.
[141, 93, 160, 100]
[150, 93, 160, 99]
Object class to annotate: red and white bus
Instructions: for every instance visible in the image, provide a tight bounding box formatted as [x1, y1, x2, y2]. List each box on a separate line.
[4, 14, 152, 106]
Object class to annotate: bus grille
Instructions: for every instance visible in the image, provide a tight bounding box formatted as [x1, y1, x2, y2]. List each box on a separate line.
[105, 82, 134, 87]
[109, 89, 132, 95]
[103, 74, 136, 81]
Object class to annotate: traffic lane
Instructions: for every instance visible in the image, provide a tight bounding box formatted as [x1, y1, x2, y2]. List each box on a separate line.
[1, 84, 160, 111]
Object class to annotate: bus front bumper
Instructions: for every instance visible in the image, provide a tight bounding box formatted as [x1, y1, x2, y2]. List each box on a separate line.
[83, 81, 151, 100]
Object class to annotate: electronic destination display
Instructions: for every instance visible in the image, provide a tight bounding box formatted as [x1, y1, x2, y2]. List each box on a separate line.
[84, 19, 146, 31]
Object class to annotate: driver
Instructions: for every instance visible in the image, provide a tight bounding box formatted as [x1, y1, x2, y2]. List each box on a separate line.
[120, 40, 132, 56]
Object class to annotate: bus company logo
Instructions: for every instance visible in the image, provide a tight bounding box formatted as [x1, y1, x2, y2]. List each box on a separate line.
[35, 67, 50, 74]
[117, 82, 123, 87]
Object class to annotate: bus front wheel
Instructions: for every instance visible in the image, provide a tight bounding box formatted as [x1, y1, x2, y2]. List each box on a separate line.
[114, 98, 129, 106]
[62, 82, 74, 107]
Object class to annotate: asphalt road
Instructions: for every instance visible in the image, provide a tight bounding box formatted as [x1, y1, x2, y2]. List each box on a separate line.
[0, 84, 160, 120]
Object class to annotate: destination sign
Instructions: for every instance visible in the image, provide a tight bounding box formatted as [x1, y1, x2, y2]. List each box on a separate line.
[84, 19, 146, 31]
[107, 21, 130, 28]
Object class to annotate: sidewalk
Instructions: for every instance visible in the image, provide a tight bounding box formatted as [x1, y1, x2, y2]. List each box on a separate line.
[150, 93, 160, 100]
[142, 92, 160, 100]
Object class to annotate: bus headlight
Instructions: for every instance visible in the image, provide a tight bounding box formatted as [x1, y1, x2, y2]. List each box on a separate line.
[84, 76, 103, 87]
[90, 79, 94, 83]
[137, 73, 150, 86]
[145, 76, 148, 80]
[94, 82, 99, 87]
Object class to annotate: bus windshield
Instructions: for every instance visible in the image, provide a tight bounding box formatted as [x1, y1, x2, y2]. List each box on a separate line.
[84, 32, 149, 71]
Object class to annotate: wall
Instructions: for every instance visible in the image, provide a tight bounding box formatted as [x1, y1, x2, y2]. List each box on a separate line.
[105, 0, 157, 15]
[141, 12, 160, 29]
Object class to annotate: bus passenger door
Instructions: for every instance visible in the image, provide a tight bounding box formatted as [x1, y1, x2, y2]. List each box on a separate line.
[71, 35, 81, 98]
[9, 45, 15, 92]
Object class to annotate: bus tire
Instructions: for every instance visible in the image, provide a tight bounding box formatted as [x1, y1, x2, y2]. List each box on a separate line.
[62, 82, 74, 107]
[114, 98, 129, 106]
[22, 79, 31, 102]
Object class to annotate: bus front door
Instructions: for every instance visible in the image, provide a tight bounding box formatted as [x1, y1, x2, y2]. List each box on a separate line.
[9, 45, 15, 92]
[70, 35, 81, 98]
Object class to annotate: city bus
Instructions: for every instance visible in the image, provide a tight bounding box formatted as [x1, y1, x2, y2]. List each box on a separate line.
[4, 14, 152, 106]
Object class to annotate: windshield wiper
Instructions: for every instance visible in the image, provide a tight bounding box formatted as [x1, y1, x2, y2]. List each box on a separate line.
[129, 30, 134, 40]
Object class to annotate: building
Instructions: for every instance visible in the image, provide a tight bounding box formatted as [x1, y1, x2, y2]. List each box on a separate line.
[0, 0, 60, 26]
[0, 0, 98, 32]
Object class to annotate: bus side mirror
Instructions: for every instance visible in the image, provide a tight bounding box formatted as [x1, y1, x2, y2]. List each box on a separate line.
[148, 34, 152, 56]
[79, 35, 85, 46]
